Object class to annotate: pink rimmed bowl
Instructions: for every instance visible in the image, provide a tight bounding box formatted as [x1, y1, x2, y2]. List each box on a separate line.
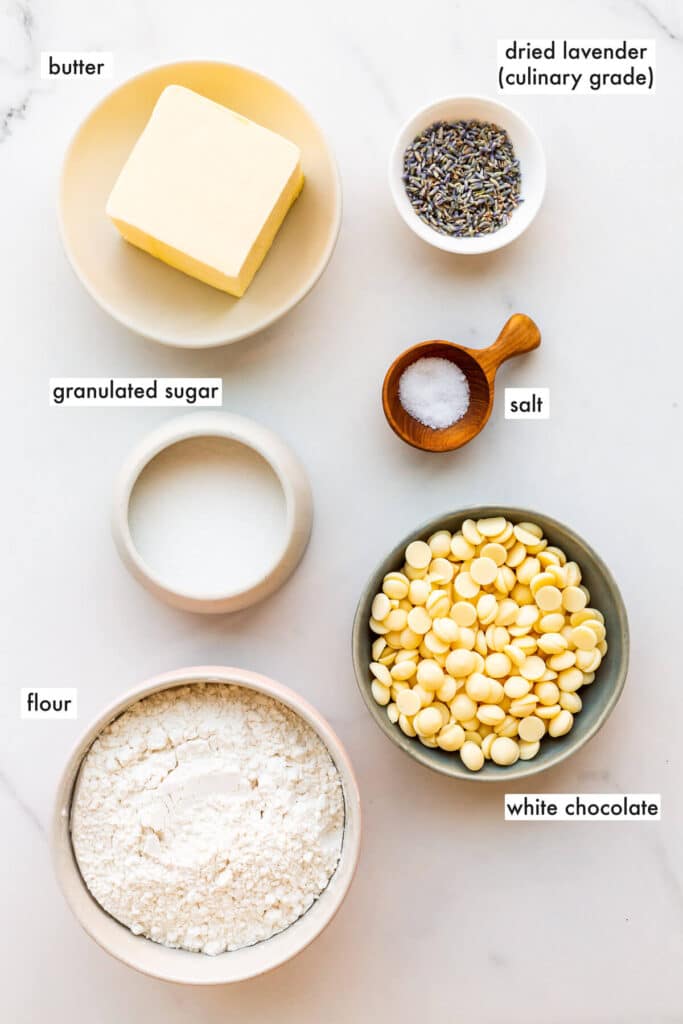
[51, 666, 361, 984]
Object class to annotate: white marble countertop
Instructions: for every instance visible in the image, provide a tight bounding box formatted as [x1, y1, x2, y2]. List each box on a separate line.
[2, 0, 682, 1021]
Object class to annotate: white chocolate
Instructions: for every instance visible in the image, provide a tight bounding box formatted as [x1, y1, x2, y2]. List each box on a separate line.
[372, 637, 387, 661]
[383, 572, 410, 600]
[481, 542, 507, 566]
[466, 673, 492, 702]
[462, 519, 483, 546]
[451, 601, 477, 627]
[405, 540, 432, 570]
[482, 733, 496, 759]
[471, 557, 498, 586]
[504, 676, 532, 699]
[371, 681, 391, 706]
[451, 693, 477, 721]
[451, 534, 475, 560]
[396, 688, 421, 717]
[371, 593, 391, 621]
[519, 656, 545, 682]
[548, 709, 574, 737]
[485, 653, 512, 679]
[414, 706, 442, 737]
[370, 662, 392, 687]
[460, 740, 485, 771]
[428, 530, 453, 558]
[368, 518, 608, 770]
[408, 578, 431, 606]
[490, 737, 520, 766]
[509, 694, 538, 717]
[454, 572, 480, 599]
[535, 585, 562, 612]
[399, 713, 416, 737]
[477, 516, 507, 537]
[446, 649, 477, 678]
[407, 606, 432, 635]
[391, 660, 417, 682]
[536, 703, 562, 720]
[384, 608, 408, 632]
[560, 691, 582, 713]
[535, 681, 560, 706]
[437, 723, 465, 751]
[476, 704, 505, 726]
[436, 676, 457, 703]
[518, 715, 546, 742]
[571, 625, 598, 651]
[518, 739, 540, 760]
[433, 617, 459, 644]
[416, 659, 445, 691]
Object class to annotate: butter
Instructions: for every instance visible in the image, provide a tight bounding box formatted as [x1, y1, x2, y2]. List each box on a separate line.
[106, 85, 304, 297]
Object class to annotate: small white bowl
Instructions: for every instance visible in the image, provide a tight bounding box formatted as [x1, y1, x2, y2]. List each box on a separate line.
[51, 666, 362, 984]
[389, 95, 546, 254]
[112, 412, 312, 613]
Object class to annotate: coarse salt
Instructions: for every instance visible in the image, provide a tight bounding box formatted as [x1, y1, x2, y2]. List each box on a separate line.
[398, 357, 470, 429]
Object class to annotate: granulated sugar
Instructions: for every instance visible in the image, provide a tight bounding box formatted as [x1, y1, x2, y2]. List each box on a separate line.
[70, 683, 344, 955]
[399, 356, 470, 429]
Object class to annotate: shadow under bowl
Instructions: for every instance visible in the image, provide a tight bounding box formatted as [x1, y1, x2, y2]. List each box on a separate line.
[352, 506, 629, 782]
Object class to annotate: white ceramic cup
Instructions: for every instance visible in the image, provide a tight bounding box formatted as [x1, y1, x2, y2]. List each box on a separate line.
[389, 95, 546, 254]
[51, 666, 362, 984]
[112, 412, 313, 613]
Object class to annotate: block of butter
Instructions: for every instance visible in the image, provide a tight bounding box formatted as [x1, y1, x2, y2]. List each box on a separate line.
[106, 85, 304, 297]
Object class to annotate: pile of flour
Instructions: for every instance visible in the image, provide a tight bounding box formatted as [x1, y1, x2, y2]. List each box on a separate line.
[70, 683, 345, 955]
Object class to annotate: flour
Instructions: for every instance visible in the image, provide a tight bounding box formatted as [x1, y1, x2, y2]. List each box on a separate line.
[70, 683, 345, 955]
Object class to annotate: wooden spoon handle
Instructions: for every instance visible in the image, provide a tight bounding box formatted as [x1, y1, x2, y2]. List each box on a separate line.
[478, 314, 541, 379]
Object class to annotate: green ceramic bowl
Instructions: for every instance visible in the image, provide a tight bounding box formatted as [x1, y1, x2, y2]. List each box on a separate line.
[352, 506, 629, 781]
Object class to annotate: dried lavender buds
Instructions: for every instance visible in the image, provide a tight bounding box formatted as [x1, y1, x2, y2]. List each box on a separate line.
[403, 120, 522, 237]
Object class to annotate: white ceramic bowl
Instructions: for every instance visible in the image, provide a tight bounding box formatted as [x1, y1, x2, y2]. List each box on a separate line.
[51, 666, 361, 984]
[389, 95, 546, 254]
[112, 412, 312, 613]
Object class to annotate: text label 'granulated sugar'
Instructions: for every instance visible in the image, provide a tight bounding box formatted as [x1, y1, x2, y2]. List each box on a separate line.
[49, 377, 222, 407]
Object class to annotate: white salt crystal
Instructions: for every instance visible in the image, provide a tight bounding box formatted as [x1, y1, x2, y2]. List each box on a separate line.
[398, 357, 470, 430]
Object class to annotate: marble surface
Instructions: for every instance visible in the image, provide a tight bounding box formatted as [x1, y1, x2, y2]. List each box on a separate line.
[2, 0, 682, 1020]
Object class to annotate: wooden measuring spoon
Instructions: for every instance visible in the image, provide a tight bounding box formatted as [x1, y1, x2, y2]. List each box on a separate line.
[382, 313, 541, 453]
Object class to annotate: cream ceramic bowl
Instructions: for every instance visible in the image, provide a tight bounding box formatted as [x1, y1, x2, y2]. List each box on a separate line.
[51, 666, 361, 984]
[112, 412, 312, 613]
[389, 96, 545, 254]
[59, 60, 341, 347]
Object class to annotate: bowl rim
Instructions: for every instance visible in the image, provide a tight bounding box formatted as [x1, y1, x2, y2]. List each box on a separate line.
[57, 58, 343, 348]
[388, 94, 546, 255]
[50, 665, 362, 984]
[352, 505, 629, 782]
[111, 411, 313, 613]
